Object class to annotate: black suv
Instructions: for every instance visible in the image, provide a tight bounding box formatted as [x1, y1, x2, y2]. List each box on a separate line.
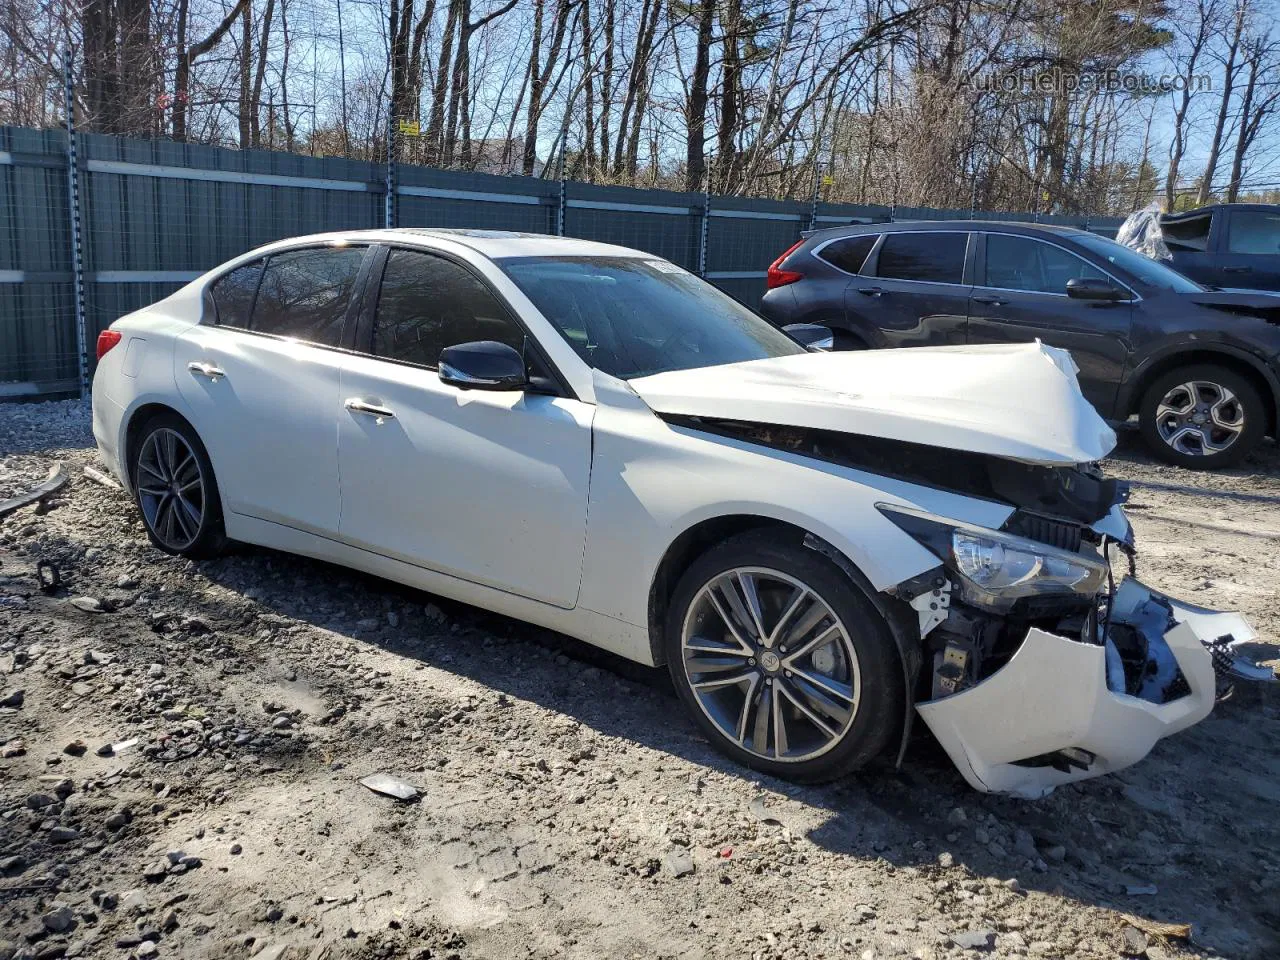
[759, 221, 1280, 469]
[1160, 203, 1280, 292]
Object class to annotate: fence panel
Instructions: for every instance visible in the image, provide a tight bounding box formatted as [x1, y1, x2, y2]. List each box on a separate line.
[0, 125, 1135, 398]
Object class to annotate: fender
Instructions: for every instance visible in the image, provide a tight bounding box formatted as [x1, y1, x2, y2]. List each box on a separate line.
[1118, 338, 1280, 423]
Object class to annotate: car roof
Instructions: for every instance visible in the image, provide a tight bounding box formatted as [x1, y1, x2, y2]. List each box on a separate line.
[804, 220, 1093, 242]
[1162, 202, 1280, 221]
[251, 228, 650, 261]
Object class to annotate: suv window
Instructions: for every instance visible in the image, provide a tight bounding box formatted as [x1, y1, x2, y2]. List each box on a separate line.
[209, 260, 264, 328]
[251, 246, 366, 346]
[1163, 214, 1212, 252]
[1227, 210, 1280, 255]
[874, 232, 967, 284]
[373, 249, 524, 368]
[816, 235, 877, 274]
[984, 234, 1106, 294]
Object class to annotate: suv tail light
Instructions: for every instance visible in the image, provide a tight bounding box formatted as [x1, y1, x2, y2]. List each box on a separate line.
[767, 241, 805, 289]
[96, 329, 123, 361]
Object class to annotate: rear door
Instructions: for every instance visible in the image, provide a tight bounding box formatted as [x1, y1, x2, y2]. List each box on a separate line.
[845, 231, 971, 347]
[174, 243, 371, 535]
[1217, 208, 1280, 291]
[966, 232, 1132, 415]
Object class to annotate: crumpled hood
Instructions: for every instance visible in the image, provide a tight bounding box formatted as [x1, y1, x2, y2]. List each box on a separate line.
[629, 341, 1117, 465]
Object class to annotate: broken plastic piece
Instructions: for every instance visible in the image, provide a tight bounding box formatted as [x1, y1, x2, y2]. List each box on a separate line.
[359, 772, 421, 802]
[0, 464, 68, 519]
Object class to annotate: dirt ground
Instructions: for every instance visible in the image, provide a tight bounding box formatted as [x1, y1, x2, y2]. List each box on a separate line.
[1, 400, 1278, 960]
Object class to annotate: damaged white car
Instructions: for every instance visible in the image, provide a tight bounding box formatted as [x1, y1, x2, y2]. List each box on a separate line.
[90, 230, 1275, 798]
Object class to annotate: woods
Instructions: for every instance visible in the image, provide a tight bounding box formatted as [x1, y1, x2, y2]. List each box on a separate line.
[3, 0, 1280, 214]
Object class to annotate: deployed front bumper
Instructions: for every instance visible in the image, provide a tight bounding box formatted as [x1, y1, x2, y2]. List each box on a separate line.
[916, 579, 1272, 799]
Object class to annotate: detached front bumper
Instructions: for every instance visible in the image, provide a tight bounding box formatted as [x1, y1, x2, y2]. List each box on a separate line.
[916, 579, 1273, 799]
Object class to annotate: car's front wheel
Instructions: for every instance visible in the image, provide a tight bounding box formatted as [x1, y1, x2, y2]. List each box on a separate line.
[1138, 364, 1266, 469]
[131, 413, 227, 558]
[664, 531, 902, 783]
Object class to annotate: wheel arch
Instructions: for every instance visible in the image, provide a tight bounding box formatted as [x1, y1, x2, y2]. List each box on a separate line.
[122, 402, 201, 491]
[1120, 346, 1280, 437]
[646, 513, 922, 765]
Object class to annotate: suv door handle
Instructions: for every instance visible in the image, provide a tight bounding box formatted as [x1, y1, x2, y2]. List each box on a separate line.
[344, 398, 396, 422]
[858, 286, 884, 297]
[1224, 265, 1252, 273]
[972, 295, 1009, 306]
[187, 361, 225, 380]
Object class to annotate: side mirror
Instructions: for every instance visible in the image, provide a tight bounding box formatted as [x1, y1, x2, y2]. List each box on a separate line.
[438, 341, 529, 391]
[1066, 278, 1131, 302]
[782, 322, 835, 351]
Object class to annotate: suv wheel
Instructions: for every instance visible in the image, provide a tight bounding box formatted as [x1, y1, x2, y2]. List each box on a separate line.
[1138, 364, 1266, 469]
[664, 531, 902, 783]
[132, 414, 228, 557]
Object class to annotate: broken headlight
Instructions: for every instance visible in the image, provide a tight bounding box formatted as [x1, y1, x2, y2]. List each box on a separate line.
[879, 504, 1108, 613]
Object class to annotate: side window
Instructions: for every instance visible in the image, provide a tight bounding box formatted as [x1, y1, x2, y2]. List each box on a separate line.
[984, 235, 1106, 294]
[816, 235, 877, 274]
[373, 249, 525, 369]
[251, 246, 367, 347]
[1163, 214, 1212, 252]
[1227, 211, 1280, 255]
[874, 233, 967, 284]
[208, 260, 264, 328]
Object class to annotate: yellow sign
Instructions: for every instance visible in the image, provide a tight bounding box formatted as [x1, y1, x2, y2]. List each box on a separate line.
[822, 175, 834, 186]
[398, 120, 420, 137]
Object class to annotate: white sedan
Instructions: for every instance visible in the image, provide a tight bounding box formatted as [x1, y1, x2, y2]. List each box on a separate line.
[90, 229, 1271, 797]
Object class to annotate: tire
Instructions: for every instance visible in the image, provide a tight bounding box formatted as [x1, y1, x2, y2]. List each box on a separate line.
[1138, 364, 1266, 469]
[131, 413, 228, 558]
[664, 530, 903, 783]
[831, 329, 867, 351]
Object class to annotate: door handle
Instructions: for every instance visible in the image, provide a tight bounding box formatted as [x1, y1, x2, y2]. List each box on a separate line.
[1223, 265, 1253, 273]
[858, 286, 884, 297]
[187, 361, 225, 380]
[972, 295, 1009, 306]
[344, 398, 396, 422]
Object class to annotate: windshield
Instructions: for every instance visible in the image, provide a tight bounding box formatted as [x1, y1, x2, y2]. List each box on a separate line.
[1074, 234, 1204, 293]
[499, 256, 805, 378]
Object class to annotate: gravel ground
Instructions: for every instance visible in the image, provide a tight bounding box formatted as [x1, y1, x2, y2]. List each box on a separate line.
[1, 399, 1278, 960]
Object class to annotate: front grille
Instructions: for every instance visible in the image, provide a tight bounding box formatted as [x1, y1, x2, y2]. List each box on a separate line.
[1003, 511, 1084, 552]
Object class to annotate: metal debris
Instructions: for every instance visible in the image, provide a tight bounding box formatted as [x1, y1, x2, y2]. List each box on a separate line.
[359, 773, 421, 802]
[36, 560, 61, 593]
[82, 465, 120, 490]
[0, 463, 68, 518]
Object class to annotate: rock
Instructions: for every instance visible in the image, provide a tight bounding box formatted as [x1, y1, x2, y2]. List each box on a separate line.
[0, 689, 24, 708]
[1125, 884, 1158, 896]
[69, 597, 106, 614]
[946, 807, 967, 825]
[664, 850, 695, 878]
[143, 860, 169, 881]
[1045, 845, 1066, 862]
[119, 890, 149, 915]
[987, 841, 1007, 859]
[51, 779, 73, 799]
[1003, 877, 1025, 895]
[0, 856, 27, 877]
[41, 906, 76, 934]
[952, 929, 997, 951]
[229, 843, 242, 855]
[937, 851, 954, 868]
[116, 576, 139, 589]
[105, 813, 128, 831]
[47, 827, 80, 844]
[136, 941, 159, 957]
[851, 904, 876, 924]
[1120, 925, 1149, 956]
[26, 793, 57, 810]
[146, 664, 164, 679]
[62, 740, 87, 757]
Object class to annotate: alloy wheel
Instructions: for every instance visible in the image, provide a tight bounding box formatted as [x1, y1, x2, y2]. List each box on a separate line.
[136, 427, 206, 551]
[680, 566, 861, 763]
[1155, 380, 1245, 457]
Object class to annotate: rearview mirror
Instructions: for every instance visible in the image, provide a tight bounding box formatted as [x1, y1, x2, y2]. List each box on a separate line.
[782, 323, 835, 351]
[438, 341, 529, 391]
[1066, 278, 1131, 302]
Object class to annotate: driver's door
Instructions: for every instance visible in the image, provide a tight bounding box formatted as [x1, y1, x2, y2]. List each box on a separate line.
[337, 246, 594, 609]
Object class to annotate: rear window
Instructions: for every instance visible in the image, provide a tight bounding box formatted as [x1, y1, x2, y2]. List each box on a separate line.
[874, 232, 967, 284]
[250, 246, 367, 347]
[816, 235, 877, 274]
[209, 260, 263, 328]
[1227, 211, 1280, 255]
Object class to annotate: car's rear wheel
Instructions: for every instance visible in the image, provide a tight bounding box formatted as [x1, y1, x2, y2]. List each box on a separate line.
[132, 414, 227, 558]
[1138, 364, 1266, 469]
[664, 531, 902, 783]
